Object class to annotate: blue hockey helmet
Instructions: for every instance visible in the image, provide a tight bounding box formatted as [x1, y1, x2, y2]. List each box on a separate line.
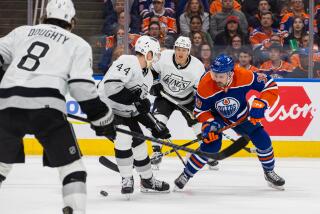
[210, 54, 234, 73]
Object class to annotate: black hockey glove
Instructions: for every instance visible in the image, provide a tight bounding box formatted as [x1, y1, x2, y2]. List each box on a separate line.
[130, 88, 143, 102]
[90, 111, 116, 140]
[134, 98, 151, 114]
[152, 121, 171, 139]
[150, 82, 163, 97]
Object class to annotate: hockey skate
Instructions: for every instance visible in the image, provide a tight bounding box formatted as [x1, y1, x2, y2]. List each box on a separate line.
[150, 146, 162, 170]
[174, 172, 190, 191]
[121, 176, 134, 199]
[140, 175, 170, 193]
[264, 170, 285, 190]
[207, 159, 219, 170]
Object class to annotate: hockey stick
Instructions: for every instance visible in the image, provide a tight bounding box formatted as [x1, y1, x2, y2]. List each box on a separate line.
[160, 91, 195, 120]
[67, 114, 249, 160]
[146, 113, 186, 167]
[159, 91, 256, 153]
[150, 136, 201, 162]
[221, 132, 256, 154]
[99, 156, 119, 172]
[100, 137, 201, 173]
[160, 95, 254, 153]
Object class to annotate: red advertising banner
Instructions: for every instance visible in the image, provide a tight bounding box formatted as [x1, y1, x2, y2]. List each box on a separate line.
[247, 86, 316, 136]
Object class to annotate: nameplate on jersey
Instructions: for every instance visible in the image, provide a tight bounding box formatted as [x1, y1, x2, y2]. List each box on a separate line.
[163, 74, 191, 93]
[215, 97, 240, 118]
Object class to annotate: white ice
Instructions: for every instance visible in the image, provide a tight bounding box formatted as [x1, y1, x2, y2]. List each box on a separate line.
[0, 157, 319, 214]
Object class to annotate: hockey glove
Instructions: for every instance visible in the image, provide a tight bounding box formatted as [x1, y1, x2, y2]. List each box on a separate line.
[151, 121, 171, 139]
[134, 98, 151, 114]
[130, 88, 143, 102]
[90, 111, 116, 140]
[150, 82, 163, 97]
[201, 120, 221, 144]
[249, 98, 268, 125]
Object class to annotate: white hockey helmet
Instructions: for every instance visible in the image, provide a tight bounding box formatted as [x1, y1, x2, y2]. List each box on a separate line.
[135, 35, 161, 65]
[46, 0, 76, 24]
[174, 36, 192, 54]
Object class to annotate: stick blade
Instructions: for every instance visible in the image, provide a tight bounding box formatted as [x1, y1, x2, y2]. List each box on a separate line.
[99, 156, 120, 172]
[216, 135, 250, 160]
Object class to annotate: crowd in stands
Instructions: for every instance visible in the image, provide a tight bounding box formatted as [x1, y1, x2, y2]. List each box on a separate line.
[98, 0, 320, 78]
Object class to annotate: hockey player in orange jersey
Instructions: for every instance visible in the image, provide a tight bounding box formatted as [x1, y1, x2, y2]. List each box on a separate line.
[174, 54, 285, 191]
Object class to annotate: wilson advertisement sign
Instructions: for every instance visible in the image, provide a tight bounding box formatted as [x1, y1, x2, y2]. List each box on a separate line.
[66, 80, 319, 142]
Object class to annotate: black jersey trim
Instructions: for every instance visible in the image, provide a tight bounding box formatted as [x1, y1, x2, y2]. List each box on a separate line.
[0, 55, 4, 65]
[68, 79, 95, 85]
[172, 54, 191, 69]
[109, 87, 135, 105]
[104, 79, 123, 84]
[0, 86, 65, 100]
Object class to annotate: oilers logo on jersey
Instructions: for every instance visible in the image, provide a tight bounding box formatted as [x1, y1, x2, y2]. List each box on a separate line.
[215, 97, 240, 118]
[163, 73, 191, 92]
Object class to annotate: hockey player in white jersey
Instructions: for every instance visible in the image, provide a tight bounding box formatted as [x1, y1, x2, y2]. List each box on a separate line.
[0, 0, 116, 213]
[150, 36, 218, 169]
[98, 35, 171, 197]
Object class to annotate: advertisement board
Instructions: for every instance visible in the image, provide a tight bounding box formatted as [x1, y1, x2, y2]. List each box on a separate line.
[24, 79, 320, 157]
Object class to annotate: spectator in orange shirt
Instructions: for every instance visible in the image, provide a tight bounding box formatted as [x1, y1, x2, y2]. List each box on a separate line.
[247, 0, 277, 33]
[250, 12, 284, 51]
[280, 0, 317, 34]
[288, 48, 320, 78]
[139, 0, 175, 18]
[259, 43, 294, 78]
[98, 26, 135, 74]
[142, 0, 177, 36]
[148, 21, 166, 47]
[235, 47, 259, 72]
[209, 0, 241, 15]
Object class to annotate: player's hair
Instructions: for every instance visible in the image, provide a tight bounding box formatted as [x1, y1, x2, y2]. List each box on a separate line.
[41, 16, 75, 30]
[135, 51, 144, 57]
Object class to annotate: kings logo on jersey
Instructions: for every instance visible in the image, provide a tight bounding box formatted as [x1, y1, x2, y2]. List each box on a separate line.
[162, 74, 191, 92]
[215, 97, 240, 118]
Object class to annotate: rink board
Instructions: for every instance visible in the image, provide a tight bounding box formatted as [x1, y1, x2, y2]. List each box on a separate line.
[23, 138, 320, 157]
[23, 79, 320, 157]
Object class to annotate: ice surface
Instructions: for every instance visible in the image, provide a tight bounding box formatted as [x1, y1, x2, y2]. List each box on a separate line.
[0, 157, 319, 214]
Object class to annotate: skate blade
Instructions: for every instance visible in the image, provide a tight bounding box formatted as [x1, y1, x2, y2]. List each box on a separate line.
[173, 185, 183, 192]
[208, 165, 219, 170]
[140, 187, 170, 193]
[267, 182, 285, 191]
[123, 193, 133, 200]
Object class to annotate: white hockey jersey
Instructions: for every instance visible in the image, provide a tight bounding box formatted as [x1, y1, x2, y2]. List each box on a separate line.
[0, 24, 99, 114]
[151, 49, 205, 104]
[98, 55, 153, 118]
